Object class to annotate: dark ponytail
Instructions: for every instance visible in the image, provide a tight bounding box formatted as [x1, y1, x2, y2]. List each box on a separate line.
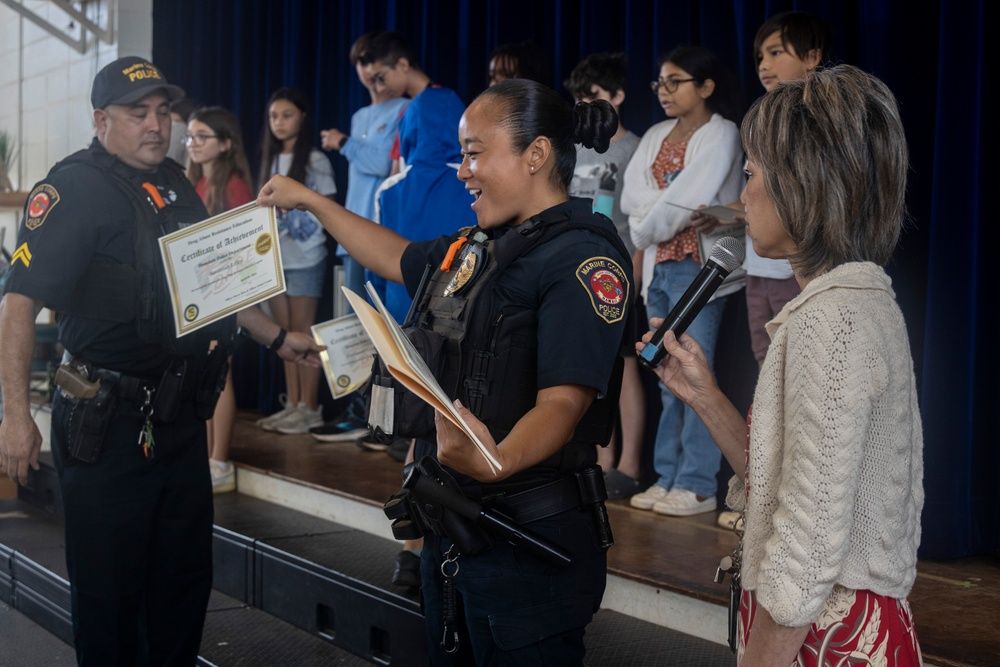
[479, 79, 618, 190]
[574, 101, 617, 153]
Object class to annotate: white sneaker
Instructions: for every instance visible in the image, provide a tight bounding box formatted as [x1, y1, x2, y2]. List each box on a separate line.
[629, 484, 670, 510]
[717, 510, 741, 530]
[653, 489, 717, 516]
[257, 394, 296, 431]
[275, 404, 324, 435]
[210, 459, 235, 494]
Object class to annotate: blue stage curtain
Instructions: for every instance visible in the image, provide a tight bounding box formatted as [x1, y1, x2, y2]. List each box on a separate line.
[152, 0, 993, 559]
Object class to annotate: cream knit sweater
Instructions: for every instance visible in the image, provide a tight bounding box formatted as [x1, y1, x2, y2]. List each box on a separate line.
[726, 262, 924, 627]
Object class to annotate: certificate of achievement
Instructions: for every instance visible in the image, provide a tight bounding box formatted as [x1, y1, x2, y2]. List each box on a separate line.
[312, 314, 376, 398]
[159, 203, 285, 336]
[664, 201, 746, 224]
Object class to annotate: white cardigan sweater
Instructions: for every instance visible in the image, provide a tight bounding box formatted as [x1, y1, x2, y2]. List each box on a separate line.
[727, 262, 924, 627]
[620, 114, 744, 299]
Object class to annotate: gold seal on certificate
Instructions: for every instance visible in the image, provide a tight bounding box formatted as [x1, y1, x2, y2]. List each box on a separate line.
[311, 314, 376, 398]
[159, 203, 285, 337]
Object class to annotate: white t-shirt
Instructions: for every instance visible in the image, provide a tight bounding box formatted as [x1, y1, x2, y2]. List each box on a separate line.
[744, 241, 794, 279]
[272, 149, 336, 269]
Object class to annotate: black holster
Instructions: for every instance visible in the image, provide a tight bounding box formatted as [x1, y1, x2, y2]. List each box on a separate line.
[384, 457, 492, 556]
[63, 378, 118, 464]
[384, 457, 573, 568]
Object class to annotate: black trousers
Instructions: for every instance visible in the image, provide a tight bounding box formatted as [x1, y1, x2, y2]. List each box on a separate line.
[51, 392, 213, 667]
[420, 507, 607, 666]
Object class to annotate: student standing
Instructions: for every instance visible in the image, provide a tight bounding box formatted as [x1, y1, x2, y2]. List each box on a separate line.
[314, 32, 409, 443]
[564, 52, 644, 499]
[621, 46, 744, 517]
[185, 106, 254, 492]
[256, 88, 337, 435]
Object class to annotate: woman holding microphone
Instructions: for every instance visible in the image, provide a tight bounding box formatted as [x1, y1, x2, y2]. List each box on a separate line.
[642, 65, 923, 665]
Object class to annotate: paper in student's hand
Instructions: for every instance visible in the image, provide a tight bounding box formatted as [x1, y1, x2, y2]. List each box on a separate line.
[341, 284, 503, 475]
[665, 201, 746, 224]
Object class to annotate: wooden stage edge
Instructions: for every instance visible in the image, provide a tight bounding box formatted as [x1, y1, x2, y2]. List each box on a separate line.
[228, 413, 999, 667]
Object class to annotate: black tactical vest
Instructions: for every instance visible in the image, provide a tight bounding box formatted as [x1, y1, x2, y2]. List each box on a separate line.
[52, 145, 235, 359]
[408, 203, 631, 463]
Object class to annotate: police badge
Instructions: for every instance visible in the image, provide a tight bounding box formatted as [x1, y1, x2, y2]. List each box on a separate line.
[444, 235, 487, 297]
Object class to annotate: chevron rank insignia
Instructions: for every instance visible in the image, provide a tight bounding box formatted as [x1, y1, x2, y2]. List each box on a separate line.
[25, 184, 60, 230]
[11, 242, 32, 268]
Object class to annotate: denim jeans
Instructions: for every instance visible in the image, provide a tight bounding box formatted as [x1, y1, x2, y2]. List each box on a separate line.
[645, 257, 727, 497]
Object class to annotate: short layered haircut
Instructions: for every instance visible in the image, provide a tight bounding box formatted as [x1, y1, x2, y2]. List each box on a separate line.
[564, 52, 628, 100]
[741, 65, 908, 278]
[753, 11, 830, 65]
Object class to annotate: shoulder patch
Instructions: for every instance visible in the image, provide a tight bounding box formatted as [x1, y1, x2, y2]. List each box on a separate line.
[24, 184, 60, 230]
[576, 256, 629, 324]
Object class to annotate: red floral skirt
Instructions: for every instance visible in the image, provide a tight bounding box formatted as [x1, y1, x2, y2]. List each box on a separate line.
[738, 586, 922, 666]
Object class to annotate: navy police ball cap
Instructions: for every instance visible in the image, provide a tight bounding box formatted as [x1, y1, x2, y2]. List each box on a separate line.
[91, 56, 185, 109]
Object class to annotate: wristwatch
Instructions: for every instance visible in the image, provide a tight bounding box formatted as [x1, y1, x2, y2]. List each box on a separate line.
[268, 328, 287, 352]
[337, 135, 348, 150]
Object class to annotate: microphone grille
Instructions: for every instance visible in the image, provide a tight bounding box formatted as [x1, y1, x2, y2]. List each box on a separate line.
[709, 236, 746, 272]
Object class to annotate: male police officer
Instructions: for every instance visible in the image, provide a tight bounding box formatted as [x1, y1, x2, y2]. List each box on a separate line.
[0, 57, 321, 665]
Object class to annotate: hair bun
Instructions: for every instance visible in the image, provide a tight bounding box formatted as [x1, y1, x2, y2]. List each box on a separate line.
[573, 100, 617, 153]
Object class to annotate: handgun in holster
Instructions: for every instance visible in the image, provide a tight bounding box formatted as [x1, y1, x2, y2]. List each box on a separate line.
[54, 363, 117, 464]
[383, 456, 573, 567]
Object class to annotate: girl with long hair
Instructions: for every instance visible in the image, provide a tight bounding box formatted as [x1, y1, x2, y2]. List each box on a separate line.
[185, 106, 253, 493]
[621, 45, 745, 517]
[255, 88, 337, 435]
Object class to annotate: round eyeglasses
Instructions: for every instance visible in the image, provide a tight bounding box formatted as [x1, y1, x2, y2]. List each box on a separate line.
[649, 77, 696, 93]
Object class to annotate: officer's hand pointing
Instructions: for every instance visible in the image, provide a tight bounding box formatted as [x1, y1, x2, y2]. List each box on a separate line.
[257, 175, 315, 213]
[277, 331, 324, 368]
[435, 400, 502, 482]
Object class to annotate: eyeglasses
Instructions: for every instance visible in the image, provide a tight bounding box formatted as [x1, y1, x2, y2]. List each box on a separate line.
[649, 77, 696, 93]
[184, 133, 218, 145]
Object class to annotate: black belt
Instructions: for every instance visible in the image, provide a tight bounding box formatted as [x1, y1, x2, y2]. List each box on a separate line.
[491, 476, 586, 525]
[62, 353, 194, 402]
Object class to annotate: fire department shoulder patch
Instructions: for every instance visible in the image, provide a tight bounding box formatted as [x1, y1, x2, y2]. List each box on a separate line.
[576, 256, 629, 324]
[24, 184, 60, 231]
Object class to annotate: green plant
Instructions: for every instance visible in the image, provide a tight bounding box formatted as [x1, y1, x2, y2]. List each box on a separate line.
[0, 130, 18, 192]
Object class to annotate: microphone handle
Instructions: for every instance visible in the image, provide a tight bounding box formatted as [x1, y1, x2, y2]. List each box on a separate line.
[637, 260, 728, 370]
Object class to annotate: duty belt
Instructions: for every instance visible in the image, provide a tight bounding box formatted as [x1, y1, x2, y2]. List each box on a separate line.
[491, 476, 594, 524]
[62, 352, 157, 402]
[486, 466, 615, 551]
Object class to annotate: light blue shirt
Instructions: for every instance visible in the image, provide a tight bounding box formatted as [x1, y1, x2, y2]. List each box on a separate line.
[338, 97, 409, 255]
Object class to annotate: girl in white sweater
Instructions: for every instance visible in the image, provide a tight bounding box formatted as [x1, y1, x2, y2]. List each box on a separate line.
[641, 66, 923, 666]
[621, 46, 744, 517]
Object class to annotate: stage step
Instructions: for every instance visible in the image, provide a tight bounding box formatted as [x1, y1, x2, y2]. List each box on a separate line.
[3, 461, 736, 666]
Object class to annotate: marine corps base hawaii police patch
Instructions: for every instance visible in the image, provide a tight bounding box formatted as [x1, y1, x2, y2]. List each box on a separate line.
[576, 256, 629, 324]
[24, 184, 60, 230]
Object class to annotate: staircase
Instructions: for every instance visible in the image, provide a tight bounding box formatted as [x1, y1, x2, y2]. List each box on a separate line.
[0, 453, 737, 666]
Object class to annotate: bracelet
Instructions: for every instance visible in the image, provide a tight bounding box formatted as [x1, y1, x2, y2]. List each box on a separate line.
[268, 328, 287, 352]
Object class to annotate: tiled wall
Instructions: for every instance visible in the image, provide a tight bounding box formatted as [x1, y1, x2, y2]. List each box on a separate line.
[0, 0, 151, 251]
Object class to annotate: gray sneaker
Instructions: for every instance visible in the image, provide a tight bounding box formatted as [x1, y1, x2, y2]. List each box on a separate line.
[275, 404, 325, 435]
[257, 394, 296, 431]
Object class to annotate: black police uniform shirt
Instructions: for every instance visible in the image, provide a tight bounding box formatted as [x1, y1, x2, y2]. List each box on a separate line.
[4, 140, 204, 377]
[400, 198, 633, 427]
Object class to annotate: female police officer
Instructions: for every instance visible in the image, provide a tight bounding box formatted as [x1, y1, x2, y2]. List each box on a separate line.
[259, 79, 633, 665]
